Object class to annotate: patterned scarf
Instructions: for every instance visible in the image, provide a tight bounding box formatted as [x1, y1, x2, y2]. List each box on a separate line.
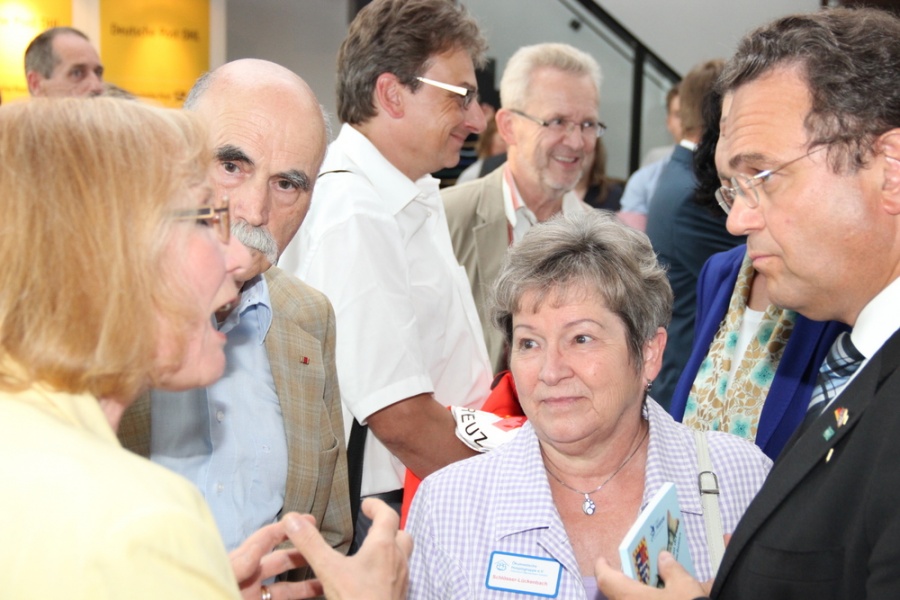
[682, 254, 796, 441]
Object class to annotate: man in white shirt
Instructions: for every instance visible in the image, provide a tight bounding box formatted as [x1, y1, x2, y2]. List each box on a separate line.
[282, 0, 493, 544]
[442, 43, 602, 373]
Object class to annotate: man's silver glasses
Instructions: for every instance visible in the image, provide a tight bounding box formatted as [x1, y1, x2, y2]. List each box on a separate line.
[174, 195, 231, 243]
[510, 109, 606, 139]
[416, 76, 478, 110]
[715, 147, 825, 214]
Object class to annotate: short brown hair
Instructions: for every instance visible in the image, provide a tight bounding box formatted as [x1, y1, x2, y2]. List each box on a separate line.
[679, 59, 724, 137]
[337, 0, 487, 125]
[0, 98, 209, 400]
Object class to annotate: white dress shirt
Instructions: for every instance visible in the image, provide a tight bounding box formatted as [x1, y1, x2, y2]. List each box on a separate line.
[287, 123, 492, 496]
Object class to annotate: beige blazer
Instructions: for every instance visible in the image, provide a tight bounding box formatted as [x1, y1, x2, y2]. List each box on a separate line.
[118, 266, 352, 578]
[442, 167, 510, 374]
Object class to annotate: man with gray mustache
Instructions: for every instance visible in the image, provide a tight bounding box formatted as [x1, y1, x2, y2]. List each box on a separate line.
[118, 59, 353, 581]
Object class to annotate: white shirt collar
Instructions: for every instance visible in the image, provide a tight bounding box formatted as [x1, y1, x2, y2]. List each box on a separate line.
[501, 164, 583, 243]
[851, 275, 900, 359]
[334, 124, 438, 215]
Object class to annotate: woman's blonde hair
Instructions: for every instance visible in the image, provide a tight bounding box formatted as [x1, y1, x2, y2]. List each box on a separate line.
[0, 98, 209, 400]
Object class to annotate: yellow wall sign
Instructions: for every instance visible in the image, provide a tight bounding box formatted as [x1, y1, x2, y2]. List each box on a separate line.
[0, 0, 72, 103]
[100, 0, 208, 107]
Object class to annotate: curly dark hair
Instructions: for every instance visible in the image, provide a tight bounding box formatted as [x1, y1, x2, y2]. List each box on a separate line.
[692, 87, 724, 215]
[718, 7, 900, 173]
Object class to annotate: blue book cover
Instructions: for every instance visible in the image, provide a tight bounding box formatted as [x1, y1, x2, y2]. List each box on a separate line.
[618, 482, 695, 587]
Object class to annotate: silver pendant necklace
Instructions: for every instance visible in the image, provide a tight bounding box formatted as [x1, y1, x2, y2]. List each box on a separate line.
[544, 424, 649, 516]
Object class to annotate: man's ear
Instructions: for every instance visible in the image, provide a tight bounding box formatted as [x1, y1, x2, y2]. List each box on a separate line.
[373, 72, 405, 120]
[25, 71, 43, 96]
[878, 129, 900, 215]
[494, 108, 517, 148]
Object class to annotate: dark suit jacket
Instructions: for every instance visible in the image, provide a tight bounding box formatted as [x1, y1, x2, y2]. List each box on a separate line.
[645, 144, 745, 409]
[119, 267, 352, 577]
[711, 328, 900, 599]
[669, 245, 848, 460]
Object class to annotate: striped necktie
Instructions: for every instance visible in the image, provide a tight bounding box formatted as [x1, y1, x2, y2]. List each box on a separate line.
[806, 332, 864, 421]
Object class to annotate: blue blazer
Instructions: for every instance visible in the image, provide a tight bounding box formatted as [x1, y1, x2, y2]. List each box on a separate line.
[669, 245, 848, 460]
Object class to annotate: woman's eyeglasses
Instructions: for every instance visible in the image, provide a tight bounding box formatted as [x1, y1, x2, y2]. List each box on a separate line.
[173, 196, 231, 243]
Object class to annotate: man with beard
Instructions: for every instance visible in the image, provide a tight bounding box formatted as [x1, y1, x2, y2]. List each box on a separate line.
[442, 43, 603, 373]
[118, 59, 352, 579]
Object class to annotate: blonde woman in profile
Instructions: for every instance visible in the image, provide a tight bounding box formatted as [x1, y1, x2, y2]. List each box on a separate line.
[0, 98, 410, 600]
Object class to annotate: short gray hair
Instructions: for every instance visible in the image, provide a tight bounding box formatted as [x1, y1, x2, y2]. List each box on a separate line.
[183, 70, 212, 109]
[491, 211, 672, 368]
[500, 43, 602, 110]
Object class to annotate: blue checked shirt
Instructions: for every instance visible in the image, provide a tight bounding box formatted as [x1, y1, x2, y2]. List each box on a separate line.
[407, 399, 772, 599]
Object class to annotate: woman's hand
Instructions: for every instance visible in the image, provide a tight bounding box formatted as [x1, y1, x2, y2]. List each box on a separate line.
[595, 551, 710, 600]
[229, 499, 412, 600]
[285, 498, 413, 600]
[229, 515, 323, 600]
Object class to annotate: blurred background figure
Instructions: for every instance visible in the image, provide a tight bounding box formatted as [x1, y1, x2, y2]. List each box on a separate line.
[617, 85, 681, 231]
[24, 27, 104, 97]
[455, 114, 508, 184]
[645, 59, 744, 410]
[669, 85, 847, 460]
[574, 137, 625, 212]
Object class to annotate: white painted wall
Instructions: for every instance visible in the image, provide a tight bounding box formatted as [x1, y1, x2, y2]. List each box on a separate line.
[226, 0, 348, 132]
[597, 0, 819, 74]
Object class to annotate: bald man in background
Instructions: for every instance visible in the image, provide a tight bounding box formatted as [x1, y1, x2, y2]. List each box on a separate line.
[25, 27, 104, 97]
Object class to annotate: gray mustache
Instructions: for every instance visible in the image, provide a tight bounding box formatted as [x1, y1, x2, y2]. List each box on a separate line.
[232, 220, 278, 265]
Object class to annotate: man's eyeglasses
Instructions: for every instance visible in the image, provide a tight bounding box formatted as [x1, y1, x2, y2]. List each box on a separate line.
[174, 195, 231, 243]
[416, 76, 478, 110]
[510, 109, 606, 139]
[715, 146, 825, 214]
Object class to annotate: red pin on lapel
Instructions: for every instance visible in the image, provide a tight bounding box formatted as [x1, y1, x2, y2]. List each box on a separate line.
[834, 407, 849, 428]
[300, 357, 310, 365]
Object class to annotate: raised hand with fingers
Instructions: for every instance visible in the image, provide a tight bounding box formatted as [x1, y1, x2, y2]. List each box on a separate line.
[229, 515, 324, 600]
[284, 498, 413, 600]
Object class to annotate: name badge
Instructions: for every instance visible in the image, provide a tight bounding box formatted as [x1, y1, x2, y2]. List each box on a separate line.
[485, 551, 562, 597]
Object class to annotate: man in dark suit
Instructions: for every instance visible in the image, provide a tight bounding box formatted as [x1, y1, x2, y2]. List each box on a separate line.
[645, 58, 745, 411]
[598, 8, 900, 599]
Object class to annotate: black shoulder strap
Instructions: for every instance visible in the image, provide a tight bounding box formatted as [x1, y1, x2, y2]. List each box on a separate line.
[317, 166, 363, 551]
[346, 418, 367, 554]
